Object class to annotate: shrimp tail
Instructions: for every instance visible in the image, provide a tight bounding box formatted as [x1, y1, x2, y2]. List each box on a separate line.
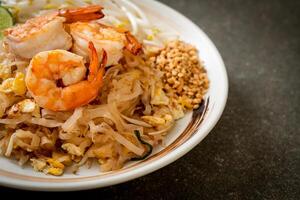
[58, 5, 104, 23]
[88, 41, 107, 82]
[96, 50, 107, 82]
[97, 23, 142, 55]
[125, 32, 142, 55]
[99, 50, 107, 73]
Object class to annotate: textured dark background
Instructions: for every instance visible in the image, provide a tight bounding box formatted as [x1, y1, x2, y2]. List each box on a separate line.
[1, 0, 300, 199]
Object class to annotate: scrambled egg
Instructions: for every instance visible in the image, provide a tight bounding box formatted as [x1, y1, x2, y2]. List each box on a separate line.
[62, 143, 83, 156]
[0, 64, 12, 80]
[47, 158, 65, 169]
[151, 87, 169, 105]
[142, 114, 173, 126]
[31, 157, 66, 176]
[178, 96, 193, 109]
[46, 167, 63, 176]
[0, 72, 26, 95]
[44, 159, 65, 176]
[93, 143, 114, 159]
[171, 105, 185, 120]
[52, 152, 72, 165]
[31, 158, 47, 171]
[142, 116, 166, 126]
[7, 99, 40, 118]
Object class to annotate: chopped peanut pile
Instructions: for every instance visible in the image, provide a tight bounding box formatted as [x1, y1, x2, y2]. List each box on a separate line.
[148, 40, 209, 109]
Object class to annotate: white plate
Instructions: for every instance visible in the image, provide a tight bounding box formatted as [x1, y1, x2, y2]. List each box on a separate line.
[0, 0, 228, 191]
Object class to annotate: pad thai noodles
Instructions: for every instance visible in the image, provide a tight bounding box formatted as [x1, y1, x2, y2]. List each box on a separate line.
[0, 0, 209, 175]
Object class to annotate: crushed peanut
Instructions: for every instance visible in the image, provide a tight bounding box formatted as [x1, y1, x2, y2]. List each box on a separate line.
[148, 40, 209, 109]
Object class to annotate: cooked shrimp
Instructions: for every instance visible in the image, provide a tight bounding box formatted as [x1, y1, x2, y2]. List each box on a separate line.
[4, 6, 104, 59]
[70, 22, 142, 66]
[25, 42, 107, 111]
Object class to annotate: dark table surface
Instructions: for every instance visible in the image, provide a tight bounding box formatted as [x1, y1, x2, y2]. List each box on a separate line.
[1, 0, 300, 199]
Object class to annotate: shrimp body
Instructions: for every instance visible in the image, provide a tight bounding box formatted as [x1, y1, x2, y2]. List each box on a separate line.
[4, 6, 104, 59]
[70, 22, 142, 66]
[5, 14, 72, 59]
[25, 42, 106, 111]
